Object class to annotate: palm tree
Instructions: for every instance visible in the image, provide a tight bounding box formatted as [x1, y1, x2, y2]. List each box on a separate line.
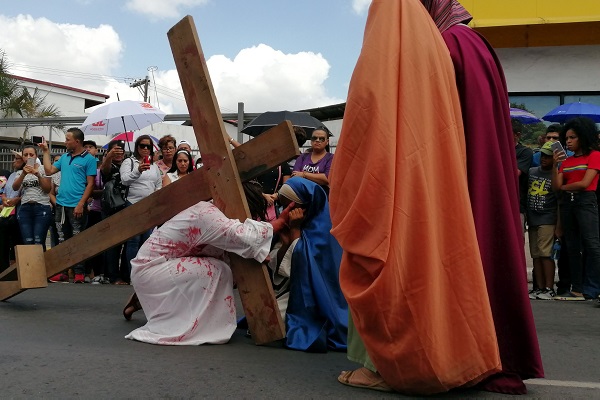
[0, 50, 62, 139]
[0, 51, 24, 117]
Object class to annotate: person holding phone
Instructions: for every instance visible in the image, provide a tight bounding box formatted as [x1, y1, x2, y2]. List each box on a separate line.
[11, 145, 52, 248]
[552, 117, 600, 301]
[41, 128, 97, 283]
[119, 135, 162, 283]
[99, 139, 128, 284]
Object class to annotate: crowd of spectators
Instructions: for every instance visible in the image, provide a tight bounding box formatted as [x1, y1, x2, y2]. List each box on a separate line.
[0, 126, 336, 292]
[519, 117, 600, 302]
[6, 118, 600, 307]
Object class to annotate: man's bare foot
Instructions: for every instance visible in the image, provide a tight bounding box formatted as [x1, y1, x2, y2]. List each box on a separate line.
[338, 367, 393, 392]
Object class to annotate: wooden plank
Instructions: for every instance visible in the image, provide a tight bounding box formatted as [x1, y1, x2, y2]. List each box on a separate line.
[15, 245, 47, 289]
[168, 15, 290, 344]
[0, 264, 17, 281]
[234, 121, 299, 182]
[42, 169, 211, 281]
[168, 16, 250, 219]
[1, 124, 298, 301]
[0, 281, 23, 301]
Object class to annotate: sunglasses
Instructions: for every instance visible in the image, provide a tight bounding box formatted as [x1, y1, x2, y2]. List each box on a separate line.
[310, 136, 327, 142]
[138, 143, 153, 150]
[546, 136, 560, 140]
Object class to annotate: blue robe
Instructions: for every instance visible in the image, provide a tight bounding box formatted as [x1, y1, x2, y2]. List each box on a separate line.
[284, 177, 347, 352]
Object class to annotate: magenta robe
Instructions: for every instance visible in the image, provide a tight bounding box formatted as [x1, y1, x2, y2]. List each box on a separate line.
[443, 24, 544, 381]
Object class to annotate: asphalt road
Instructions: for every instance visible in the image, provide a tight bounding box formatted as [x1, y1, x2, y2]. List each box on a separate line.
[1, 284, 599, 399]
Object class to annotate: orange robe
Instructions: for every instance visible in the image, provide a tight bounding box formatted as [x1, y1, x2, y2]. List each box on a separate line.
[329, 0, 501, 394]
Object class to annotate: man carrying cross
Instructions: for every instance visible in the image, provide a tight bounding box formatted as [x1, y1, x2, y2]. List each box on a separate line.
[124, 181, 292, 345]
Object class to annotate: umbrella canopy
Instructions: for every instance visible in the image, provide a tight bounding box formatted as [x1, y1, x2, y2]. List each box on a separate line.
[542, 102, 600, 123]
[101, 132, 159, 150]
[510, 108, 542, 124]
[241, 110, 329, 137]
[80, 100, 166, 136]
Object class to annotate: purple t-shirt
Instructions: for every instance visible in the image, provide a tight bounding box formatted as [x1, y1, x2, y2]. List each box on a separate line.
[293, 152, 333, 177]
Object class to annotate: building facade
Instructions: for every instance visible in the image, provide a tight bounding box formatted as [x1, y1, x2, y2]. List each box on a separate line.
[464, 0, 600, 118]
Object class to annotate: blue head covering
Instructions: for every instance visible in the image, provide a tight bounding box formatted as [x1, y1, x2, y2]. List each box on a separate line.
[280, 177, 347, 352]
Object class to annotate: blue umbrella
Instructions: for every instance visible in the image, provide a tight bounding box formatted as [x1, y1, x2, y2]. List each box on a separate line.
[510, 107, 542, 124]
[542, 102, 600, 123]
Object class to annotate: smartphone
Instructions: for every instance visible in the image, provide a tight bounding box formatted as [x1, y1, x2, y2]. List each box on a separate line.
[26, 158, 35, 167]
[143, 155, 151, 164]
[31, 136, 44, 144]
[550, 141, 565, 154]
[116, 140, 126, 149]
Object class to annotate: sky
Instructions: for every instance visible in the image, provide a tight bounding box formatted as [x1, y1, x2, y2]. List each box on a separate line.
[0, 0, 373, 115]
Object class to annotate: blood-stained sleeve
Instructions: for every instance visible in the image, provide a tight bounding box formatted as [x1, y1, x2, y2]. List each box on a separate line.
[189, 202, 273, 262]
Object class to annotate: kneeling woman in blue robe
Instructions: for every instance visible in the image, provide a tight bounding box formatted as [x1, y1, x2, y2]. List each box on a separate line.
[267, 177, 347, 352]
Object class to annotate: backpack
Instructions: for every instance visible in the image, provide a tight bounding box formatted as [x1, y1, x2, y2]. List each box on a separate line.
[101, 160, 131, 211]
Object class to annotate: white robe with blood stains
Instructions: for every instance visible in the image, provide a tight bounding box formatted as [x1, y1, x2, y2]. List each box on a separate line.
[125, 201, 272, 345]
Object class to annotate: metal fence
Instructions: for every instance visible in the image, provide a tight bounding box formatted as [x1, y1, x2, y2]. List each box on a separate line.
[1, 147, 71, 173]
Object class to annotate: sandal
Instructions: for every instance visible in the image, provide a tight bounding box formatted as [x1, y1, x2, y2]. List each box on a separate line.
[123, 292, 142, 321]
[337, 368, 393, 392]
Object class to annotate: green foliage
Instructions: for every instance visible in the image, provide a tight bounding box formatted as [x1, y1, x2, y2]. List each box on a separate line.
[0, 51, 24, 117]
[0, 50, 62, 139]
[510, 102, 546, 146]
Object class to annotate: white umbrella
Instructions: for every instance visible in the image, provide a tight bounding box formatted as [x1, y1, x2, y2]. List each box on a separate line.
[80, 100, 166, 136]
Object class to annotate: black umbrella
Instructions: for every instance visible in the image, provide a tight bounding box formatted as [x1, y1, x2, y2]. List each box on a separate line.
[241, 110, 330, 137]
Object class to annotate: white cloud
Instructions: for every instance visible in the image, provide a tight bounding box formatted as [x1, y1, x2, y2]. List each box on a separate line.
[0, 14, 123, 96]
[0, 15, 341, 117]
[125, 0, 210, 19]
[352, 0, 372, 15]
[206, 44, 342, 113]
[139, 44, 343, 114]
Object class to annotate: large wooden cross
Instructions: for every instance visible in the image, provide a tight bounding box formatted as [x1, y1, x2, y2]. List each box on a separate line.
[0, 16, 300, 345]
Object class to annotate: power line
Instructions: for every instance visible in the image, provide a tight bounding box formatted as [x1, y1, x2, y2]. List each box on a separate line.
[9, 61, 238, 113]
[10, 63, 136, 83]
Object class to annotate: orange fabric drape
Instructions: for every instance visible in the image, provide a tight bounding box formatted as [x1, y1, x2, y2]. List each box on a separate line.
[329, 0, 501, 394]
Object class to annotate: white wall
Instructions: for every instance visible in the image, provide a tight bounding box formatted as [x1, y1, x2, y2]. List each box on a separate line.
[1, 79, 104, 143]
[497, 45, 600, 92]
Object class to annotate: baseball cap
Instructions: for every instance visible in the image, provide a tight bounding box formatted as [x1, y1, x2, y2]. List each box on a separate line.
[540, 141, 554, 156]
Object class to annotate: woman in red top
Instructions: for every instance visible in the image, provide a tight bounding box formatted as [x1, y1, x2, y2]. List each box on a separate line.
[552, 117, 600, 300]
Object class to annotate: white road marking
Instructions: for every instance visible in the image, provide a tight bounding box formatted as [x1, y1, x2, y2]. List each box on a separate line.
[528, 379, 600, 389]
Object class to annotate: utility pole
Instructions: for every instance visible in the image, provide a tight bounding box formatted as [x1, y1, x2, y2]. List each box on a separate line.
[130, 76, 150, 102]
